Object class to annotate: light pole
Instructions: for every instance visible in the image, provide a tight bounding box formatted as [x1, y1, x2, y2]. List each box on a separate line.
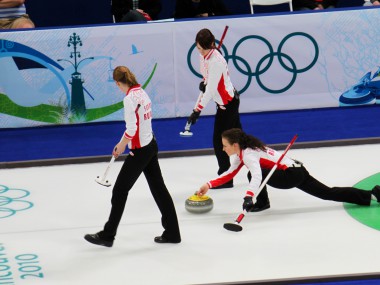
[58, 32, 94, 118]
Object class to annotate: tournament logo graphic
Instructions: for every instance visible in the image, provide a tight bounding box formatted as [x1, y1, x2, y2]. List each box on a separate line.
[339, 67, 380, 106]
[0, 185, 33, 219]
[187, 32, 319, 94]
[0, 33, 157, 125]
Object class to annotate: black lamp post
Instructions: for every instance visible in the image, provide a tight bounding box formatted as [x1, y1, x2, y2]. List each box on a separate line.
[58, 33, 94, 118]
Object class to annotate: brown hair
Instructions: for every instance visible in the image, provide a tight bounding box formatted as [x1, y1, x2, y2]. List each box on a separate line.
[195, 28, 216, 50]
[222, 128, 267, 151]
[113, 66, 138, 86]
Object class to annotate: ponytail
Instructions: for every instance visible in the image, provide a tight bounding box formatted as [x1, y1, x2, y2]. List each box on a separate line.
[222, 128, 266, 151]
[113, 66, 139, 86]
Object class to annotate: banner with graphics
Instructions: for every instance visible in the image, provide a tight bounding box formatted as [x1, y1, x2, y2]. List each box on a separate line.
[0, 24, 176, 128]
[1, 8, 380, 128]
[175, 11, 380, 115]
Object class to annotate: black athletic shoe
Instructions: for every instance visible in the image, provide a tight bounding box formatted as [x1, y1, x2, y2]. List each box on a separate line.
[154, 236, 181, 244]
[84, 233, 113, 247]
[212, 181, 234, 189]
[372, 185, 380, 203]
[250, 201, 270, 212]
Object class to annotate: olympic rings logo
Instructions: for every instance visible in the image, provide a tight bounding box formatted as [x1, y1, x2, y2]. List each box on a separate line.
[0, 184, 33, 219]
[187, 32, 319, 94]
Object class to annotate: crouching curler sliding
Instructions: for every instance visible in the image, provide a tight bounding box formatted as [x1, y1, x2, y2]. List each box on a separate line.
[196, 128, 380, 232]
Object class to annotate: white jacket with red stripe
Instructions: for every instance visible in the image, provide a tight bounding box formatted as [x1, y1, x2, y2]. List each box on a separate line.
[207, 147, 295, 202]
[123, 84, 153, 149]
[194, 49, 235, 111]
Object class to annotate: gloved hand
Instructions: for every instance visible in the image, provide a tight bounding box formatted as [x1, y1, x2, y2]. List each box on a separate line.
[199, 81, 206, 93]
[188, 110, 200, 125]
[242, 196, 255, 212]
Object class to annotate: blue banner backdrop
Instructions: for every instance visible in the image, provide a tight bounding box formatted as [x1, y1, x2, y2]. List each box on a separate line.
[1, 8, 380, 128]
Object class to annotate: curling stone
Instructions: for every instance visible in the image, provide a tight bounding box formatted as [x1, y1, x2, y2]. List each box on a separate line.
[185, 194, 213, 214]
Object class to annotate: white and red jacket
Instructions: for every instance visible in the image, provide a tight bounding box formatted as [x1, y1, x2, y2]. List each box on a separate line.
[123, 84, 153, 149]
[194, 49, 235, 111]
[207, 147, 296, 202]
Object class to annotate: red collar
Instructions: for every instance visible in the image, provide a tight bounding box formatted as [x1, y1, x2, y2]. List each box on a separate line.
[238, 149, 243, 161]
[126, 84, 141, 95]
[204, 49, 214, 60]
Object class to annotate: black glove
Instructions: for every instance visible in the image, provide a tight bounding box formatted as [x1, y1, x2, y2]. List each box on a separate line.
[242, 196, 255, 212]
[188, 110, 200, 125]
[199, 81, 206, 93]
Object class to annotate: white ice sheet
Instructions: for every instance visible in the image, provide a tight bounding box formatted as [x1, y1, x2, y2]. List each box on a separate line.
[1, 144, 380, 285]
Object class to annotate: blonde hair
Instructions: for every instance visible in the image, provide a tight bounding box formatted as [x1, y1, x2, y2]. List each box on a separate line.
[113, 66, 138, 86]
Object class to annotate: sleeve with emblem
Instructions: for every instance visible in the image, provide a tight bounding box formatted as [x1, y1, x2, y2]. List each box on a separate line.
[123, 97, 138, 140]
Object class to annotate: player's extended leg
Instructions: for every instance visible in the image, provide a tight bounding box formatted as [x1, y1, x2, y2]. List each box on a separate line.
[296, 167, 372, 205]
[101, 155, 144, 237]
[144, 157, 181, 243]
[298, 175, 372, 205]
[84, 149, 147, 247]
[143, 140, 181, 243]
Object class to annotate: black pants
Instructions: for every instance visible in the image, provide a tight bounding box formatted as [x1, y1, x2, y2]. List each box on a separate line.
[213, 94, 242, 178]
[100, 138, 181, 241]
[255, 166, 371, 206]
